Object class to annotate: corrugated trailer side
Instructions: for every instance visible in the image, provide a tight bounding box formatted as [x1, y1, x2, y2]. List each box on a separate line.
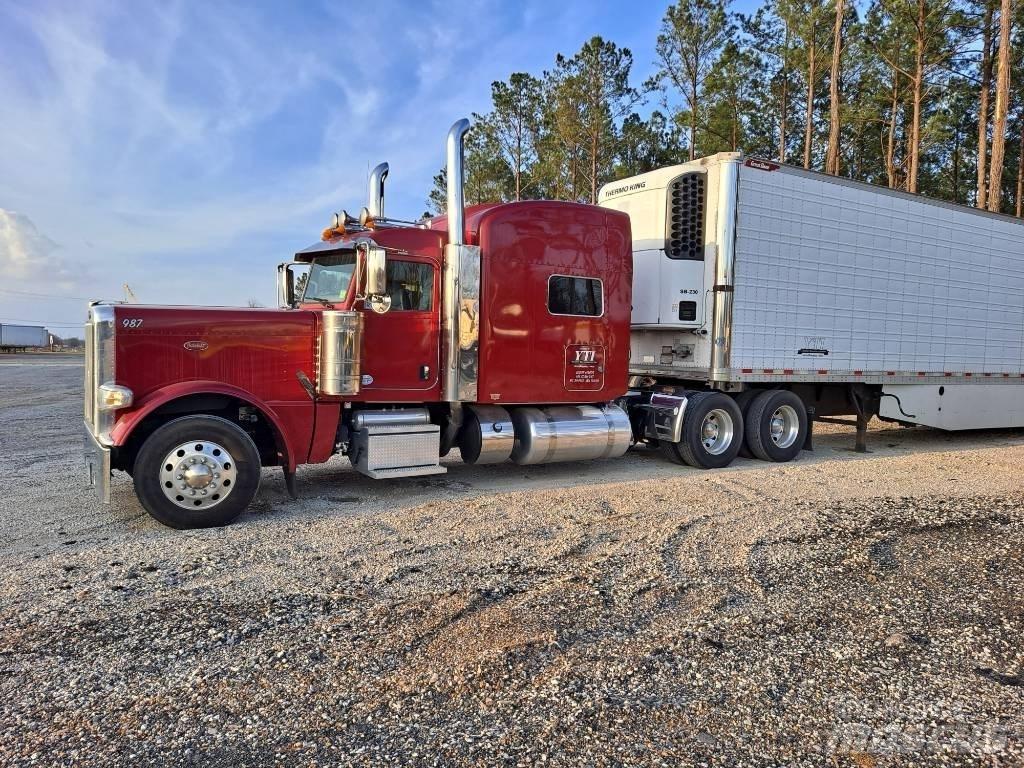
[729, 161, 1024, 384]
[0, 324, 49, 348]
[604, 154, 1023, 464]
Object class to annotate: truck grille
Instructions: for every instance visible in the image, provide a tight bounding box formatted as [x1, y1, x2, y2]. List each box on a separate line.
[83, 304, 116, 442]
[667, 172, 705, 260]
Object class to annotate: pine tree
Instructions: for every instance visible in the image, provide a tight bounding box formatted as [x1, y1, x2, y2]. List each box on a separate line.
[786, 0, 832, 169]
[975, 0, 997, 207]
[702, 41, 763, 153]
[541, 38, 639, 203]
[426, 126, 513, 213]
[651, 0, 734, 160]
[987, 0, 1013, 211]
[419, 0, 1018, 213]
[825, 0, 848, 174]
[1017, 125, 1023, 215]
[614, 111, 685, 178]
[489, 73, 544, 200]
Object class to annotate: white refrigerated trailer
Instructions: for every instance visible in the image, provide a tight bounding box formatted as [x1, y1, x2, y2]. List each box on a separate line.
[600, 153, 1024, 459]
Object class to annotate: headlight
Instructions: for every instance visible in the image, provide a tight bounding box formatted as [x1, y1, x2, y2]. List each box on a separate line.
[97, 383, 133, 411]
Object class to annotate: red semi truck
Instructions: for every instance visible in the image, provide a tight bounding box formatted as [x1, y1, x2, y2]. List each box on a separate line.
[84, 118, 1024, 528]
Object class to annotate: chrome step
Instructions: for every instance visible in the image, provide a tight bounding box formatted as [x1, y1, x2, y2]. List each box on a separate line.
[359, 464, 447, 480]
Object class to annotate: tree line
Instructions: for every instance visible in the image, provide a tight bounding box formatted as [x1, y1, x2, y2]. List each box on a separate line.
[428, 0, 1022, 217]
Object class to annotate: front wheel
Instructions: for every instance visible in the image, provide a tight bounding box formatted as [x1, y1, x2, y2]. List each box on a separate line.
[133, 415, 262, 529]
[660, 391, 744, 469]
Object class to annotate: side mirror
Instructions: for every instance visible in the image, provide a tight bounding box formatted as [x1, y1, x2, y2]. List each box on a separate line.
[277, 263, 309, 308]
[362, 245, 391, 313]
[277, 263, 295, 308]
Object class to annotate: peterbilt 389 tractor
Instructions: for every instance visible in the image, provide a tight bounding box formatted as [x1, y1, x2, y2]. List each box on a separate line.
[84, 118, 1024, 529]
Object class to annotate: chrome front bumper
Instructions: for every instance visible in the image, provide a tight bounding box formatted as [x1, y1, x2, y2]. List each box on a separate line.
[84, 422, 111, 504]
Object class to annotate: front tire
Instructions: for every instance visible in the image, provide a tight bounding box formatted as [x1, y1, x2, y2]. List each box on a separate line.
[660, 391, 743, 469]
[745, 389, 807, 462]
[133, 415, 261, 529]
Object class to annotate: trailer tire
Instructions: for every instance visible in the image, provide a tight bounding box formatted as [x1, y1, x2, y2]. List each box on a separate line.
[132, 415, 261, 529]
[660, 391, 743, 470]
[745, 389, 807, 463]
[733, 390, 760, 459]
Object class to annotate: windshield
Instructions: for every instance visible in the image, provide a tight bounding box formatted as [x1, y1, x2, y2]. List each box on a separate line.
[302, 253, 357, 305]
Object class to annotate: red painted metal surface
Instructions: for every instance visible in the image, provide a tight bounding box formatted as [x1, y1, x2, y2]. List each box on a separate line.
[307, 402, 341, 464]
[299, 227, 446, 403]
[107, 305, 318, 469]
[110, 379, 312, 470]
[473, 201, 632, 405]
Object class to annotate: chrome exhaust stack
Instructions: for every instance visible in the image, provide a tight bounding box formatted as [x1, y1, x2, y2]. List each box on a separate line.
[368, 162, 389, 217]
[441, 118, 480, 402]
[446, 120, 469, 245]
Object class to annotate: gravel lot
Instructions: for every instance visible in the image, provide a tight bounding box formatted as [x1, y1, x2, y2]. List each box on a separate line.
[1, 353, 1022, 767]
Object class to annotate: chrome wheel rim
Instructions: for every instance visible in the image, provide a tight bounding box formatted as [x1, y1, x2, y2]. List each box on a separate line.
[700, 408, 734, 455]
[769, 405, 800, 449]
[159, 440, 237, 511]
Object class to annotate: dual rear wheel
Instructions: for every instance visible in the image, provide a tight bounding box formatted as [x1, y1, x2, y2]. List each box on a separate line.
[660, 389, 807, 469]
[744, 389, 807, 462]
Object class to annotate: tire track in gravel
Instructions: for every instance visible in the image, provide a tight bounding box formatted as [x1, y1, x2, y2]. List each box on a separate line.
[659, 514, 715, 585]
[744, 493, 1022, 598]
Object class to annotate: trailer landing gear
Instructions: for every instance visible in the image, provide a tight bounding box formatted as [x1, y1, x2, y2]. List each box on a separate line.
[815, 413, 871, 453]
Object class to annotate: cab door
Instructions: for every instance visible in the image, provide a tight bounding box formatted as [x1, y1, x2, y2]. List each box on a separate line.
[359, 257, 441, 400]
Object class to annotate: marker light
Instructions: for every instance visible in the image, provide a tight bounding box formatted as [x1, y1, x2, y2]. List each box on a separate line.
[359, 206, 375, 230]
[321, 213, 347, 241]
[97, 383, 134, 411]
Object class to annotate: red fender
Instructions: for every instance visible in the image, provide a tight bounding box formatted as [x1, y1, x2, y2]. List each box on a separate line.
[109, 380, 311, 471]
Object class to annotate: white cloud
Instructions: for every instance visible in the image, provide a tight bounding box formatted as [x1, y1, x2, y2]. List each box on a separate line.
[0, 0, 657, 323]
[0, 209, 60, 278]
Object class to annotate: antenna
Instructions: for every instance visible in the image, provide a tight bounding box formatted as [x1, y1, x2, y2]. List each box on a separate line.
[123, 283, 139, 303]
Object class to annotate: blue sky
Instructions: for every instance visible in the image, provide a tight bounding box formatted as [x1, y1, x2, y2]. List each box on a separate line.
[0, 0, 758, 333]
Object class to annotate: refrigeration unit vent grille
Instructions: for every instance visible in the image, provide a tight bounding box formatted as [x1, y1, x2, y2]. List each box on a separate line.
[667, 172, 706, 260]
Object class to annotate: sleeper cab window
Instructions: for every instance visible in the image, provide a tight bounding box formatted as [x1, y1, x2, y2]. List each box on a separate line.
[386, 261, 433, 311]
[548, 274, 603, 317]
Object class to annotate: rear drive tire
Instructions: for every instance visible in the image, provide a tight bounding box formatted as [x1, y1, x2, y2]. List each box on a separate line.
[133, 415, 261, 529]
[660, 391, 743, 470]
[745, 389, 807, 462]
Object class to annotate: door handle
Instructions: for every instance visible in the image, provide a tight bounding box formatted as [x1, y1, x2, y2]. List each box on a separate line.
[420, 365, 431, 380]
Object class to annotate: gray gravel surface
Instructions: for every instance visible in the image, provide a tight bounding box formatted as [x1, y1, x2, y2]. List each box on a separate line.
[1, 354, 1022, 767]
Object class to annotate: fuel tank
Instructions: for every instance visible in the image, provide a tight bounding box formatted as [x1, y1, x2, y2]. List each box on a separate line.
[459, 405, 515, 464]
[509, 404, 632, 465]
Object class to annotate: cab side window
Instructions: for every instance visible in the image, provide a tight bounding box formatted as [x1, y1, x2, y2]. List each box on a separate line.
[548, 274, 603, 317]
[386, 261, 433, 311]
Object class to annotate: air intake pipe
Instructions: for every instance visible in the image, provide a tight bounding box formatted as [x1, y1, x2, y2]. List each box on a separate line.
[368, 162, 389, 217]
[441, 118, 479, 402]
